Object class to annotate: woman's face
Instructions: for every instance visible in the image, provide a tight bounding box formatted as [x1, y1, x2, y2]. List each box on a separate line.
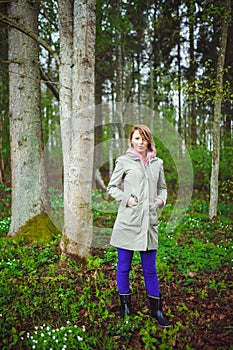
[131, 130, 148, 157]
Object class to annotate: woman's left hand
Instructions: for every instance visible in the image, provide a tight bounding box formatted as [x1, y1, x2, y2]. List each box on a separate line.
[155, 198, 163, 208]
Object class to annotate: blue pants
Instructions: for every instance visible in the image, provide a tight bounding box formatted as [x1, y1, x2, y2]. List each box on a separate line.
[116, 248, 160, 297]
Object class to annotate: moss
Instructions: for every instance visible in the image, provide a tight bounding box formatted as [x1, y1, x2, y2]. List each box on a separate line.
[18, 213, 61, 243]
[59, 233, 90, 264]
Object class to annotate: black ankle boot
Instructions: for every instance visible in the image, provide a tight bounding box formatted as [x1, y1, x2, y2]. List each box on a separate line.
[119, 292, 131, 317]
[149, 294, 171, 327]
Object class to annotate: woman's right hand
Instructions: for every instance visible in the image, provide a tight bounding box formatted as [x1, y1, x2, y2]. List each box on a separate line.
[127, 196, 138, 206]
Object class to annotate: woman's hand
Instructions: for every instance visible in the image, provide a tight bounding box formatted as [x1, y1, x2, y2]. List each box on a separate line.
[128, 195, 138, 206]
[155, 198, 163, 208]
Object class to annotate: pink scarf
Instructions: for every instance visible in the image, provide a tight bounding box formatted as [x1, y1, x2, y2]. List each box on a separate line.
[126, 147, 157, 165]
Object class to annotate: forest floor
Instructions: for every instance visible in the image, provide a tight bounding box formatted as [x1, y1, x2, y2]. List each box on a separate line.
[0, 184, 232, 349]
[100, 250, 233, 349]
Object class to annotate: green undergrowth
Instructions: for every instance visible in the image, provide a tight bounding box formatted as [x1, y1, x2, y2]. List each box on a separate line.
[0, 193, 232, 349]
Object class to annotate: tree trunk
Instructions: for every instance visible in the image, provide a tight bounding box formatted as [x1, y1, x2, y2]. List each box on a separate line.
[115, 0, 125, 153]
[149, 40, 154, 111]
[8, 0, 47, 235]
[176, 1, 182, 137]
[188, 0, 197, 146]
[57, 0, 73, 247]
[209, 0, 230, 219]
[0, 117, 5, 184]
[59, 0, 96, 259]
[0, 2, 9, 185]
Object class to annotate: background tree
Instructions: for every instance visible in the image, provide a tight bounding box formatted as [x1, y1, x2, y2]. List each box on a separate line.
[0, 1, 9, 185]
[39, 0, 60, 145]
[209, 0, 231, 218]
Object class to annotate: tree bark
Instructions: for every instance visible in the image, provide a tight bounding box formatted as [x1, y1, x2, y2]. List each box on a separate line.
[176, 1, 182, 137]
[209, 0, 230, 219]
[0, 3, 10, 185]
[115, 0, 125, 153]
[8, 0, 47, 235]
[188, 0, 197, 146]
[59, 0, 96, 259]
[0, 2, 9, 185]
[0, 116, 5, 184]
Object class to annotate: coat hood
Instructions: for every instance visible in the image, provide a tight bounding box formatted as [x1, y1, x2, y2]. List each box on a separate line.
[126, 147, 157, 165]
[125, 147, 158, 181]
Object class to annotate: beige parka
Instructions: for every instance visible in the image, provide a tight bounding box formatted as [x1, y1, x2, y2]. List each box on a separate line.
[107, 149, 167, 251]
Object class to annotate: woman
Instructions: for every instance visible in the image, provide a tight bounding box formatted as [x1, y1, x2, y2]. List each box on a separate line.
[107, 125, 171, 327]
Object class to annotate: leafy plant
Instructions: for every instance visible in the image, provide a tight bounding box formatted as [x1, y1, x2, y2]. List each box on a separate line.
[0, 199, 232, 349]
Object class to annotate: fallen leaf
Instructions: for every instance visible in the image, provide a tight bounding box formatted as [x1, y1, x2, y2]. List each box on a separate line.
[188, 272, 197, 278]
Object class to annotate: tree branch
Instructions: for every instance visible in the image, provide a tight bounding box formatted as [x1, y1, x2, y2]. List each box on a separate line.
[0, 11, 60, 65]
[40, 68, 59, 101]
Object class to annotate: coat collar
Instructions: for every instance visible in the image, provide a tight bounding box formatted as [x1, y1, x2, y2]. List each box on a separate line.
[126, 147, 157, 165]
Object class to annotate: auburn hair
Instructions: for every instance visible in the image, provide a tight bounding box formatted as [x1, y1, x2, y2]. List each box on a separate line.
[129, 125, 155, 151]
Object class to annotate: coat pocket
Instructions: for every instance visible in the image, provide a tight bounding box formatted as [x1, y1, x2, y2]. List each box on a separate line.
[118, 204, 143, 227]
[149, 203, 158, 225]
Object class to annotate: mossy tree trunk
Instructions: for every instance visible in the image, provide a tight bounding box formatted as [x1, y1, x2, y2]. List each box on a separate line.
[58, 0, 96, 259]
[8, 0, 47, 235]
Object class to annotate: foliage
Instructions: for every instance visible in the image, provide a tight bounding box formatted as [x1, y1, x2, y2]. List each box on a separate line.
[219, 146, 233, 184]
[219, 180, 233, 204]
[0, 217, 10, 238]
[0, 197, 232, 349]
[0, 184, 11, 217]
[0, 185, 11, 237]
[188, 146, 212, 194]
[1, 0, 233, 192]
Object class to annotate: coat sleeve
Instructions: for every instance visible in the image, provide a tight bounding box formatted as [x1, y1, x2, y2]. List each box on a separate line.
[107, 158, 130, 207]
[156, 161, 167, 208]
